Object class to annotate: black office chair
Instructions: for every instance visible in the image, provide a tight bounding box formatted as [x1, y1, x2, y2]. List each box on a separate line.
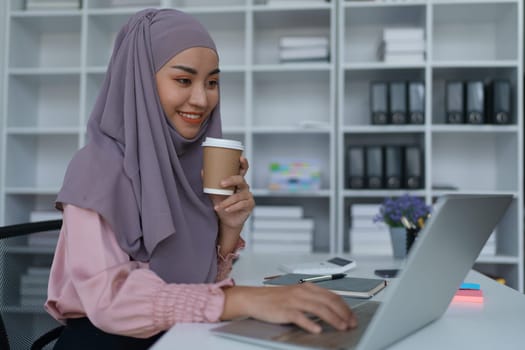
[0, 220, 65, 350]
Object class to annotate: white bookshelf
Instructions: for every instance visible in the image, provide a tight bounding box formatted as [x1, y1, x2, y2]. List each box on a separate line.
[0, 0, 523, 341]
[337, 0, 523, 293]
[0, 0, 337, 341]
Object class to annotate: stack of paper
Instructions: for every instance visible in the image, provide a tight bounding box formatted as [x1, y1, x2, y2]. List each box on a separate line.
[27, 231, 59, 248]
[349, 204, 391, 255]
[378, 27, 425, 63]
[19, 267, 50, 308]
[30, 210, 62, 222]
[25, 0, 81, 10]
[27, 211, 61, 248]
[452, 282, 483, 303]
[252, 205, 314, 253]
[279, 36, 329, 63]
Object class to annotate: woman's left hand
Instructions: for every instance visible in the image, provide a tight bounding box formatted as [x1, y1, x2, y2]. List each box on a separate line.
[210, 156, 255, 230]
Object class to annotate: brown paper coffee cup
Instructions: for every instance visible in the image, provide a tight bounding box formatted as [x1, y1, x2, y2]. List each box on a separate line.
[202, 137, 244, 196]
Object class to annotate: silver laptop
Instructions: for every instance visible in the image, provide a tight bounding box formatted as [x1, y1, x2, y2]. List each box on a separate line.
[212, 194, 513, 350]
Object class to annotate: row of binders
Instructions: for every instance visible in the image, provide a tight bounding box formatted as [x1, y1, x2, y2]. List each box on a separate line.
[251, 205, 313, 253]
[378, 27, 425, 64]
[346, 145, 423, 190]
[446, 80, 512, 125]
[371, 81, 424, 125]
[279, 36, 329, 63]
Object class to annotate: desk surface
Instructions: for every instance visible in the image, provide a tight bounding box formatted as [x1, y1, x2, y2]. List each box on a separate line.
[151, 253, 525, 350]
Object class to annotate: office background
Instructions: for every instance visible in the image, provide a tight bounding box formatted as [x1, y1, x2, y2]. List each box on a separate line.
[0, 0, 523, 345]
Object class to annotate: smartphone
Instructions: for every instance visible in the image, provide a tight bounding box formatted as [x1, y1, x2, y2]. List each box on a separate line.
[374, 269, 400, 278]
[279, 257, 357, 275]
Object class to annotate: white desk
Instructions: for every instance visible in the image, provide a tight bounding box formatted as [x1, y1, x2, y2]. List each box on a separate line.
[151, 253, 525, 350]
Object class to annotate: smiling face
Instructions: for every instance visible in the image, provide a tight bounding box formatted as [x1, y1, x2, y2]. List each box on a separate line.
[155, 47, 220, 139]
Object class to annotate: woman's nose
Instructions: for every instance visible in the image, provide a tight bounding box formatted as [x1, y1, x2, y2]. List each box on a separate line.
[188, 84, 207, 108]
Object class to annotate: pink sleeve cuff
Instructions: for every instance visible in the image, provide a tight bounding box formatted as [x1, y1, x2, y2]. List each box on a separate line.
[152, 278, 234, 329]
[216, 238, 245, 281]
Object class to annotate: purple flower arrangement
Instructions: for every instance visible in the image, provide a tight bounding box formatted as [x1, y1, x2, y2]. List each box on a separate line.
[373, 194, 432, 228]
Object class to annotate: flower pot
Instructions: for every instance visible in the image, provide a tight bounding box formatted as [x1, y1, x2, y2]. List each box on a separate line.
[389, 227, 407, 259]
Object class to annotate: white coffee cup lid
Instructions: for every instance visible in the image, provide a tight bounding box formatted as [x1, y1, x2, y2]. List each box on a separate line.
[202, 137, 244, 151]
[203, 188, 234, 196]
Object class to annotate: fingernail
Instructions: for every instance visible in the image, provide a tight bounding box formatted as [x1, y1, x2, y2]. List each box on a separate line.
[214, 205, 219, 211]
[312, 325, 322, 334]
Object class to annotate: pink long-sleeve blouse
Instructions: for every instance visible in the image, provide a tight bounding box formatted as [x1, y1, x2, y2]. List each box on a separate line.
[45, 204, 243, 338]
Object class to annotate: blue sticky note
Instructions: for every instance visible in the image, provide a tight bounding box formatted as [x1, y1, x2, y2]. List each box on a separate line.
[460, 282, 481, 290]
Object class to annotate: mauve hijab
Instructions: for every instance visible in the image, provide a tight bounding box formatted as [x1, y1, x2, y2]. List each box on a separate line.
[56, 8, 222, 284]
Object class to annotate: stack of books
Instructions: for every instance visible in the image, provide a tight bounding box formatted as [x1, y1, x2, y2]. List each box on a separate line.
[19, 267, 50, 308]
[252, 205, 314, 253]
[378, 27, 425, 63]
[349, 204, 391, 255]
[27, 231, 59, 248]
[30, 210, 62, 222]
[452, 282, 483, 303]
[25, 0, 81, 10]
[27, 211, 62, 249]
[279, 36, 329, 63]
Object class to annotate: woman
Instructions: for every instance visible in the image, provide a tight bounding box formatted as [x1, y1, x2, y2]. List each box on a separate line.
[45, 8, 356, 349]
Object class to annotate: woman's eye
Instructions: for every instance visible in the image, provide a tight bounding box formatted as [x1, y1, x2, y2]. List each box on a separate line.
[207, 80, 219, 88]
[175, 78, 191, 85]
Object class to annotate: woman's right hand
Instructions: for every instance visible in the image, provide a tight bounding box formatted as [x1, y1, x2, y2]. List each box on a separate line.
[221, 284, 357, 333]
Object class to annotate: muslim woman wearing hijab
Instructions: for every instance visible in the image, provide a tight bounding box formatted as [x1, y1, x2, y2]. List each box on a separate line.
[45, 8, 356, 349]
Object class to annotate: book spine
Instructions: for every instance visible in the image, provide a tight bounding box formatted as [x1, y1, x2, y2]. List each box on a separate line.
[382, 28, 425, 41]
[279, 46, 329, 61]
[381, 39, 425, 52]
[20, 286, 48, 296]
[382, 52, 425, 63]
[279, 36, 329, 48]
[252, 218, 315, 231]
[253, 206, 304, 219]
[26, 267, 51, 276]
[350, 204, 381, 217]
[27, 236, 59, 247]
[20, 296, 48, 307]
[30, 210, 62, 222]
[252, 231, 313, 242]
[252, 242, 312, 253]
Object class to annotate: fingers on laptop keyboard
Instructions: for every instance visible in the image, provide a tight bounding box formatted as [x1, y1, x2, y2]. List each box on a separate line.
[292, 283, 358, 332]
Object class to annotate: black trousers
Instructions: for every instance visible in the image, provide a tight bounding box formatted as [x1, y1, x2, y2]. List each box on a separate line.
[53, 317, 164, 350]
